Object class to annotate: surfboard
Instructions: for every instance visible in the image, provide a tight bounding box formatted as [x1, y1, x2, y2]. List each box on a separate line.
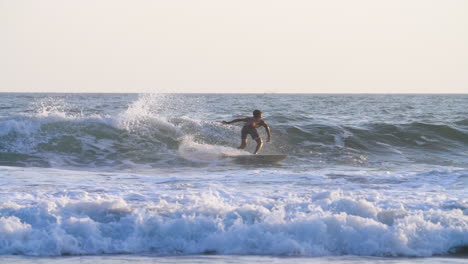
[224, 154, 287, 164]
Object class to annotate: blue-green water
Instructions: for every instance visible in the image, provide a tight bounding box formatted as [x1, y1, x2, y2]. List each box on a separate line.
[0, 93, 466, 262]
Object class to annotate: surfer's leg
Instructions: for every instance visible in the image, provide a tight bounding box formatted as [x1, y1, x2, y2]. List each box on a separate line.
[253, 138, 263, 154]
[238, 139, 247, 149]
[239, 126, 249, 149]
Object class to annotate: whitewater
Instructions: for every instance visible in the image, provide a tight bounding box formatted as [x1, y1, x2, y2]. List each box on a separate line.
[0, 93, 466, 263]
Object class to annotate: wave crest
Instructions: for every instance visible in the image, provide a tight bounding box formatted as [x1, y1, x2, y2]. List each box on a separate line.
[1, 95, 467, 168]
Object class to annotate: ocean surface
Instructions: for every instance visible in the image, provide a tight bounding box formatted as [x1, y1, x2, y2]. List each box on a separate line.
[0, 93, 467, 263]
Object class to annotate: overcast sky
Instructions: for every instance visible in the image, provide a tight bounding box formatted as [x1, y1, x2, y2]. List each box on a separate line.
[1, 0, 467, 93]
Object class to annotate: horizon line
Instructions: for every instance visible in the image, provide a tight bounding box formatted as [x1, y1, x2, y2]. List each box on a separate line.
[1, 91, 468, 95]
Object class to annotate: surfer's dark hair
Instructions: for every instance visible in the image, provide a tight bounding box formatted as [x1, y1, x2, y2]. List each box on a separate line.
[253, 110, 262, 117]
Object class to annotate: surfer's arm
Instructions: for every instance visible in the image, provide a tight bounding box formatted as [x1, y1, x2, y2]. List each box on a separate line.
[263, 122, 271, 142]
[222, 118, 248, 124]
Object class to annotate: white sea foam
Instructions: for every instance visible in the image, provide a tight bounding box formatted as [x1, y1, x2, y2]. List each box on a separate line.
[178, 136, 249, 162]
[0, 166, 466, 257]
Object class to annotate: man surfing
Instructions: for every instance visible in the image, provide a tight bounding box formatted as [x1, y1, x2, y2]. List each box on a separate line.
[222, 110, 271, 154]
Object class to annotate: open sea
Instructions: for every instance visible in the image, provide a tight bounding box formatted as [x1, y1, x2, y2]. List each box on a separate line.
[0, 93, 466, 263]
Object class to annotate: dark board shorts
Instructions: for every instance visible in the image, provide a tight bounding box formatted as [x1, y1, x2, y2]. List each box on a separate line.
[241, 126, 260, 140]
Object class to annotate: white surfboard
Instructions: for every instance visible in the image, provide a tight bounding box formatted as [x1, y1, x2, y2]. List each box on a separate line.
[224, 154, 287, 164]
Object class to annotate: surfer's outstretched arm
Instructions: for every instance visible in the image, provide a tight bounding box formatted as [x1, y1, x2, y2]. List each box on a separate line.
[222, 118, 248, 124]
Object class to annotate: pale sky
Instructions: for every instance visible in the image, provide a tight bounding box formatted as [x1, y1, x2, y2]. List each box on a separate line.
[1, 0, 467, 93]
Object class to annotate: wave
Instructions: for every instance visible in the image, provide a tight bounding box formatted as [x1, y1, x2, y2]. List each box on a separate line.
[0, 186, 466, 257]
[1, 95, 467, 168]
[281, 121, 468, 167]
[0, 95, 246, 168]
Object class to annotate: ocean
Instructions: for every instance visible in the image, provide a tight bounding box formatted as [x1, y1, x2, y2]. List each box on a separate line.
[0, 93, 466, 263]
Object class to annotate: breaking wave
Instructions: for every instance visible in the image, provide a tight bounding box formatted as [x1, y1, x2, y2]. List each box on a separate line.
[0, 94, 467, 168]
[0, 177, 466, 257]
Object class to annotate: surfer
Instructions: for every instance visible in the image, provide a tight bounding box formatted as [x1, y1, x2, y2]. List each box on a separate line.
[222, 110, 271, 154]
